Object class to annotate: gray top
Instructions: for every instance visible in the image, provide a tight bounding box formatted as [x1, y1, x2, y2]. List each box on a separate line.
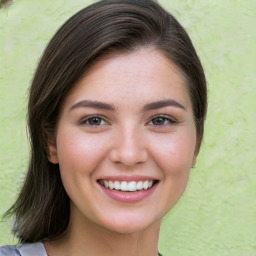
[0, 243, 163, 256]
[0, 242, 47, 256]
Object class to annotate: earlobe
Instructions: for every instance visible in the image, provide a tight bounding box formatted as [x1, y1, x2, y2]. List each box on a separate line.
[47, 136, 59, 164]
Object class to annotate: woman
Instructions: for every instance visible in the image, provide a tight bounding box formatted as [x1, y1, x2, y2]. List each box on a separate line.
[0, 0, 207, 255]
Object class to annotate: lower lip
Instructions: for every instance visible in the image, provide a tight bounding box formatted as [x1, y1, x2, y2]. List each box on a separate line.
[98, 182, 158, 203]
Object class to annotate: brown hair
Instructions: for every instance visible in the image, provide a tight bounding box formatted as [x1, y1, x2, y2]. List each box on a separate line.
[5, 0, 207, 243]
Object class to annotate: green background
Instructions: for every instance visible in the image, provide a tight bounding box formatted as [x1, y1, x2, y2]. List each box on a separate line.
[0, 0, 255, 255]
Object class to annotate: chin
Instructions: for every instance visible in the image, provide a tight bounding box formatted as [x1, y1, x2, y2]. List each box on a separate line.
[106, 222, 154, 234]
[98, 211, 161, 234]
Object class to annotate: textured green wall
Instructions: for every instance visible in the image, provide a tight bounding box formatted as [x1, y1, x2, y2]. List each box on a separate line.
[0, 0, 255, 255]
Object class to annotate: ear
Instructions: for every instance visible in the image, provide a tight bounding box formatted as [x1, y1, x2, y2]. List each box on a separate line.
[47, 135, 59, 164]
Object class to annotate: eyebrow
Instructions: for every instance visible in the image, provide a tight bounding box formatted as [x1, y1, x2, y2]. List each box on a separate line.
[69, 99, 186, 112]
[69, 100, 115, 111]
[142, 99, 186, 112]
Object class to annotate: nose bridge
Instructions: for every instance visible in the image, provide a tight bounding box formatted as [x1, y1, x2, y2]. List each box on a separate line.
[122, 123, 141, 151]
[109, 121, 148, 166]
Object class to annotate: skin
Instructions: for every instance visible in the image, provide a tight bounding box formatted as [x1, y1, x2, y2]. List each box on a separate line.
[45, 48, 199, 256]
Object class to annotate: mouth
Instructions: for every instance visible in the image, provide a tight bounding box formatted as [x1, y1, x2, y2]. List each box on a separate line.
[98, 179, 158, 192]
[97, 176, 159, 203]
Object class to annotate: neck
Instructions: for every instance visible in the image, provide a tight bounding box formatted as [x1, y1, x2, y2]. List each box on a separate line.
[44, 208, 161, 256]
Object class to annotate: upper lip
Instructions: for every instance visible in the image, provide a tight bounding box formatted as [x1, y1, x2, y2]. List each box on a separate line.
[97, 175, 158, 182]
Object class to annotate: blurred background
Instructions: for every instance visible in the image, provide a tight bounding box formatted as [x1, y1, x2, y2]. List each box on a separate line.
[0, 0, 255, 255]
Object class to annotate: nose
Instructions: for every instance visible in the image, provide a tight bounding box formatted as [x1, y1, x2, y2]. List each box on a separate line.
[109, 125, 148, 167]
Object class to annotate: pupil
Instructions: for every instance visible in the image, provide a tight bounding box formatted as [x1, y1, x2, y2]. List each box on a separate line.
[153, 117, 164, 125]
[90, 117, 101, 125]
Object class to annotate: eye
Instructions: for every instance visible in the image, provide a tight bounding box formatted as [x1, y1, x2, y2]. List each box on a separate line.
[80, 116, 109, 126]
[148, 116, 176, 126]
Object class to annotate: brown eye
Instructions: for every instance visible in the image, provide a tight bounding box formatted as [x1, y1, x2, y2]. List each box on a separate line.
[80, 116, 109, 126]
[152, 117, 166, 125]
[88, 117, 102, 125]
[149, 116, 176, 126]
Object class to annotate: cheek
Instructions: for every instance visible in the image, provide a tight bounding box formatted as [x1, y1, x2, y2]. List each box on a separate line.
[56, 128, 110, 178]
[149, 131, 196, 176]
[162, 136, 193, 194]
[149, 132, 196, 214]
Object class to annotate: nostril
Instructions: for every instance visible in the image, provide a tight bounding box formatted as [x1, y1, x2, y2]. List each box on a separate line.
[109, 148, 148, 167]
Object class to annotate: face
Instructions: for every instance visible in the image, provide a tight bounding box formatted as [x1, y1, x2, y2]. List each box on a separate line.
[49, 48, 198, 234]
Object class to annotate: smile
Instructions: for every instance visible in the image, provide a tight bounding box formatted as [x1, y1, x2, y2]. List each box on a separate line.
[99, 180, 156, 192]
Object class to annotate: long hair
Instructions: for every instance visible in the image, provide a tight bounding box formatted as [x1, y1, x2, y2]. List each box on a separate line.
[5, 0, 207, 242]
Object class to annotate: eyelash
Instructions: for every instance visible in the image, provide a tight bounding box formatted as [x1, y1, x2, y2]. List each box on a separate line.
[79, 115, 177, 127]
[147, 115, 177, 127]
[79, 115, 110, 127]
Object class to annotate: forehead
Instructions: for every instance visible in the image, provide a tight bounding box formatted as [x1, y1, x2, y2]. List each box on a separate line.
[62, 48, 192, 111]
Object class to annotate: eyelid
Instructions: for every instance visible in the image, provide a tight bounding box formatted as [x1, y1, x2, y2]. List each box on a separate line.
[146, 114, 177, 126]
[79, 114, 111, 126]
[78, 114, 177, 127]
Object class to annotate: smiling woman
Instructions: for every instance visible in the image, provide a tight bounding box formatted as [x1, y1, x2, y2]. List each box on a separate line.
[48, 49, 198, 238]
[0, 0, 207, 256]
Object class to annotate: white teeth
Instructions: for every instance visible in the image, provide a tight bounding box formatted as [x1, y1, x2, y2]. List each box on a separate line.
[128, 181, 137, 191]
[137, 181, 143, 190]
[121, 181, 128, 191]
[103, 180, 108, 188]
[109, 181, 114, 190]
[143, 180, 149, 190]
[114, 181, 120, 190]
[100, 180, 155, 191]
